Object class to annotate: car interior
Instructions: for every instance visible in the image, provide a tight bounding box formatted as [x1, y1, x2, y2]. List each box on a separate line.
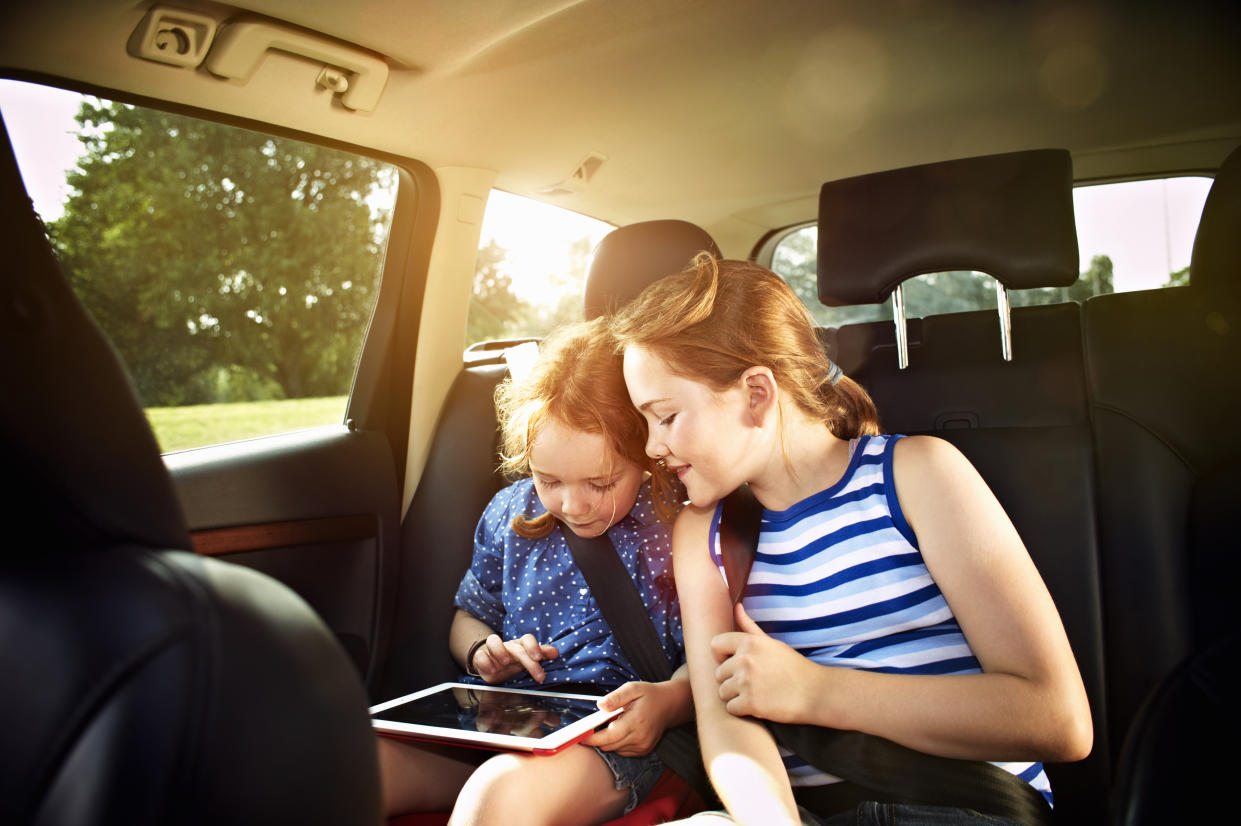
[2, 1, 1238, 824]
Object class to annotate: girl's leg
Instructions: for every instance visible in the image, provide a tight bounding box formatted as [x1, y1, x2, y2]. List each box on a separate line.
[449, 745, 630, 826]
[377, 735, 481, 816]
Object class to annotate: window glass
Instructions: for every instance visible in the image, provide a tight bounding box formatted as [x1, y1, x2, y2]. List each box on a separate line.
[770, 176, 1213, 326]
[466, 190, 613, 348]
[0, 79, 399, 453]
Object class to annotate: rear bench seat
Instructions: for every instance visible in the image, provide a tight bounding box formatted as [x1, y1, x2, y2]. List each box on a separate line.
[817, 150, 1109, 825]
[818, 145, 1240, 824]
[382, 145, 1238, 824]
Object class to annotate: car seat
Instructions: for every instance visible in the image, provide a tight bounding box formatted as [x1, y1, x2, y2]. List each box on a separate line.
[1098, 143, 1241, 825]
[815, 149, 1109, 825]
[0, 112, 383, 825]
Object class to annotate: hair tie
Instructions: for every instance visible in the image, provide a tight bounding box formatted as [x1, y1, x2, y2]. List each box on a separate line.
[826, 360, 844, 386]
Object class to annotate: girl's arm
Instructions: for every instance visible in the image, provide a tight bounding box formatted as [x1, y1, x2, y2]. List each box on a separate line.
[676, 505, 802, 826]
[449, 608, 559, 684]
[714, 436, 1092, 763]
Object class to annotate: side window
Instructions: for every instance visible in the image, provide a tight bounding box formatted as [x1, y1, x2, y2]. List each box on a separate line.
[1, 79, 399, 453]
[466, 190, 613, 350]
[770, 176, 1213, 325]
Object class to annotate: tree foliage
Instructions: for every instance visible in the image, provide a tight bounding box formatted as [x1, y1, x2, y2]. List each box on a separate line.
[464, 235, 593, 346]
[49, 99, 391, 406]
[774, 227, 1119, 325]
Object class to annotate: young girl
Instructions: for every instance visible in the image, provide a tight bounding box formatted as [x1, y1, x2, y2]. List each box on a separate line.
[377, 317, 692, 825]
[611, 254, 1092, 826]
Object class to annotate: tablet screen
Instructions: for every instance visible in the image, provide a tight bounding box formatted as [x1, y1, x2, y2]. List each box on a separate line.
[370, 683, 622, 754]
[381, 685, 595, 739]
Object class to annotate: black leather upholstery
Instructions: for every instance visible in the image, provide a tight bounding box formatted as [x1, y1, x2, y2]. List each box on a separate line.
[818, 149, 1079, 306]
[0, 113, 382, 825]
[1109, 633, 1238, 825]
[1086, 145, 1241, 825]
[819, 150, 1108, 824]
[584, 219, 721, 319]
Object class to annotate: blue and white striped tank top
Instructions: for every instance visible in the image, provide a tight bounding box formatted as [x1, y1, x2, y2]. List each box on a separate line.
[708, 433, 1053, 805]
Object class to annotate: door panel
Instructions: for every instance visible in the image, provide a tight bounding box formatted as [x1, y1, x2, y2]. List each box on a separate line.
[166, 426, 402, 697]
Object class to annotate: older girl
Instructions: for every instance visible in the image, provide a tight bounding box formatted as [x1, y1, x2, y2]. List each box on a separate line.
[612, 254, 1091, 826]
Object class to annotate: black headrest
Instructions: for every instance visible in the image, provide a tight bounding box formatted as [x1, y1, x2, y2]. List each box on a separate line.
[0, 112, 190, 551]
[1190, 143, 1241, 297]
[817, 149, 1079, 306]
[584, 219, 721, 319]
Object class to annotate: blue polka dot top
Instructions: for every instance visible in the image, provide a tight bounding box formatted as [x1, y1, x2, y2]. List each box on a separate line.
[453, 477, 683, 692]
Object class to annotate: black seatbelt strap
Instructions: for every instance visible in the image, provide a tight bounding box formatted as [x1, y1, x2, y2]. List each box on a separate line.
[719, 485, 1053, 826]
[557, 522, 716, 807]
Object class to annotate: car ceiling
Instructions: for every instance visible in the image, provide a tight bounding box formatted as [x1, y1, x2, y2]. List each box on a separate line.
[2, 0, 1240, 253]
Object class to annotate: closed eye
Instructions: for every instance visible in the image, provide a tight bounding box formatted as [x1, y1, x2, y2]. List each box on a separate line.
[658, 413, 677, 427]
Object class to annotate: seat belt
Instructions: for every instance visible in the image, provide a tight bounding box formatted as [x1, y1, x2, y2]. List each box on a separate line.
[719, 485, 1053, 826]
[556, 522, 717, 807]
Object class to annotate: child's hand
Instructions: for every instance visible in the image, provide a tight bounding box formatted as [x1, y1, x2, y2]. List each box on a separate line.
[584, 681, 675, 757]
[472, 633, 560, 684]
[710, 603, 816, 723]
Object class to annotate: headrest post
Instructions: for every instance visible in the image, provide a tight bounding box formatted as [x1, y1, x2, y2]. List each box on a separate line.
[995, 279, 1013, 362]
[891, 284, 909, 369]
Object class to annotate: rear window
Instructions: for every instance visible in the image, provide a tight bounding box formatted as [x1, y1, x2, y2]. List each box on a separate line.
[1, 79, 399, 453]
[466, 190, 613, 349]
[771, 176, 1213, 327]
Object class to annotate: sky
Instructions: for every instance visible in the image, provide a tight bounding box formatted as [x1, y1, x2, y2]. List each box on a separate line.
[1, 78, 1212, 296]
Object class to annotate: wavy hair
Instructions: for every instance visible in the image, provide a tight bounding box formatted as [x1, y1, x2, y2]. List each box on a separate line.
[496, 316, 681, 538]
[610, 252, 881, 441]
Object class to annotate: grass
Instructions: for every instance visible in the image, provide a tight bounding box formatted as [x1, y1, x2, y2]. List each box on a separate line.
[145, 396, 348, 454]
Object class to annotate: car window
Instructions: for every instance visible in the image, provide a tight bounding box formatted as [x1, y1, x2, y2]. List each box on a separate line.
[466, 190, 613, 349]
[771, 176, 1213, 326]
[1, 79, 399, 453]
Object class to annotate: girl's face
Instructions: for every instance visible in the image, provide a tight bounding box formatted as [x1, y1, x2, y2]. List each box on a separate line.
[623, 344, 755, 507]
[528, 418, 645, 538]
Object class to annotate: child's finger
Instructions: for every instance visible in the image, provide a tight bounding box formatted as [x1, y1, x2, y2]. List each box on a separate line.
[518, 633, 546, 662]
[484, 635, 511, 668]
[734, 602, 767, 636]
[710, 630, 743, 661]
[504, 639, 546, 682]
[598, 680, 646, 712]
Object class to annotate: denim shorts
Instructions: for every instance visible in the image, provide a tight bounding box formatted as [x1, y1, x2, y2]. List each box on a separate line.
[592, 747, 666, 814]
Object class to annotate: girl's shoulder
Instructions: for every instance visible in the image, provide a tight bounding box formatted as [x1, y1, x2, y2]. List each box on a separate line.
[891, 434, 979, 498]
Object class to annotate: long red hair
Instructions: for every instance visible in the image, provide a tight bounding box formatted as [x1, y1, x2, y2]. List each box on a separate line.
[611, 253, 881, 440]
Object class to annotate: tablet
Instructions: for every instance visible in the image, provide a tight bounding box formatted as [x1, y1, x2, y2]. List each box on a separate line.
[369, 683, 623, 756]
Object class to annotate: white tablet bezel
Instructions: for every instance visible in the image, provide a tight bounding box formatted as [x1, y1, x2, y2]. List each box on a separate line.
[369, 682, 622, 755]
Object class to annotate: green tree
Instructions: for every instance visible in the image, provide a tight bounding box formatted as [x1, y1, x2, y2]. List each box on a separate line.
[1010, 254, 1114, 307]
[1165, 265, 1190, 287]
[466, 239, 523, 345]
[49, 99, 389, 405]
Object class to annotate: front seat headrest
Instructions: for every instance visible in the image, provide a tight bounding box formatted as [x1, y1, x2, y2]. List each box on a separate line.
[584, 219, 722, 319]
[0, 111, 189, 551]
[817, 148, 1079, 306]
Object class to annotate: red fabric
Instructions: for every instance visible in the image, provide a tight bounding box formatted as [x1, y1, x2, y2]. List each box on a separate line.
[388, 770, 704, 826]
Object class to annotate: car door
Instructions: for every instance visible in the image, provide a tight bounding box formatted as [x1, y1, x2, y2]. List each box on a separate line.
[1, 78, 436, 699]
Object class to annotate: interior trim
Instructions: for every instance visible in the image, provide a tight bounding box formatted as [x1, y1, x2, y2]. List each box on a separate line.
[191, 513, 378, 556]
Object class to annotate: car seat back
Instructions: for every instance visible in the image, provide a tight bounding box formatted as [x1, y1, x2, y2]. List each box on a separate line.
[817, 149, 1109, 825]
[0, 111, 382, 826]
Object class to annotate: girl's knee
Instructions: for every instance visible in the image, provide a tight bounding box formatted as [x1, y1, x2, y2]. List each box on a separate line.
[450, 753, 533, 824]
